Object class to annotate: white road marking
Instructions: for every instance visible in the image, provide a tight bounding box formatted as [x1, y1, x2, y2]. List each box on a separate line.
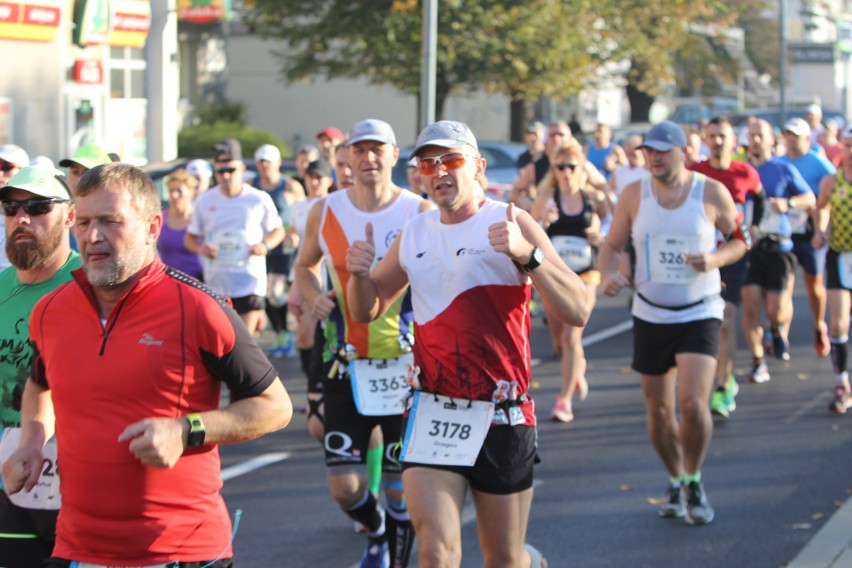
[221, 451, 290, 481]
[582, 320, 633, 347]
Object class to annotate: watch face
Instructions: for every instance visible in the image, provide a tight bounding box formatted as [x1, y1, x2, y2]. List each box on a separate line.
[533, 247, 545, 264]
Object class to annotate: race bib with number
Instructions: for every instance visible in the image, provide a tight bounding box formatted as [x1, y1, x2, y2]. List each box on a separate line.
[648, 234, 698, 284]
[758, 209, 784, 235]
[551, 235, 593, 272]
[0, 428, 60, 510]
[350, 354, 414, 416]
[788, 208, 809, 235]
[210, 229, 249, 266]
[839, 252, 852, 290]
[400, 392, 493, 467]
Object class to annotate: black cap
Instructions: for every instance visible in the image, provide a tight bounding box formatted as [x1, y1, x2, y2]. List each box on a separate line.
[306, 160, 332, 178]
[214, 138, 242, 162]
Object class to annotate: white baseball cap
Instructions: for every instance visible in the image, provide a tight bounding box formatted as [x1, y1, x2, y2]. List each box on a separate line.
[0, 144, 30, 168]
[185, 159, 212, 178]
[254, 144, 281, 163]
[784, 117, 811, 137]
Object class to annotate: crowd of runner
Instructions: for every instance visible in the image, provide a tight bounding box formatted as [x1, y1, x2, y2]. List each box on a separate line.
[1, 104, 850, 567]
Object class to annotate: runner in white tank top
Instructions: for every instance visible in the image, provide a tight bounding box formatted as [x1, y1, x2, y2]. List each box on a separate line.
[599, 121, 747, 527]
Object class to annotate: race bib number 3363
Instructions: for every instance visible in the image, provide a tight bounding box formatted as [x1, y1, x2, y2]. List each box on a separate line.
[400, 392, 493, 467]
[350, 354, 414, 416]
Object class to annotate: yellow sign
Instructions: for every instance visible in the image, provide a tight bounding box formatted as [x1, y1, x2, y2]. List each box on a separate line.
[0, 0, 62, 42]
[108, 0, 150, 48]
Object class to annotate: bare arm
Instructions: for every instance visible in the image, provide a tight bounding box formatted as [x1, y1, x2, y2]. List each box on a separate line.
[492, 204, 590, 327]
[689, 179, 746, 271]
[117, 377, 292, 469]
[346, 224, 411, 323]
[813, 175, 835, 247]
[1, 379, 54, 493]
[294, 199, 336, 320]
[510, 164, 536, 210]
[599, 182, 640, 296]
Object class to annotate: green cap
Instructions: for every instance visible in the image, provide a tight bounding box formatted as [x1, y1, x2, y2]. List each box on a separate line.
[59, 143, 112, 170]
[0, 166, 72, 200]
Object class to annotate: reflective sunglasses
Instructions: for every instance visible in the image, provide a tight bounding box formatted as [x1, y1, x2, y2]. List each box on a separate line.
[2, 198, 70, 217]
[417, 152, 475, 175]
[0, 162, 16, 173]
[554, 163, 578, 171]
[216, 166, 237, 175]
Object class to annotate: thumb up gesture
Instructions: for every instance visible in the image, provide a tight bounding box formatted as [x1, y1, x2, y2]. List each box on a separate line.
[488, 203, 532, 262]
[346, 222, 376, 278]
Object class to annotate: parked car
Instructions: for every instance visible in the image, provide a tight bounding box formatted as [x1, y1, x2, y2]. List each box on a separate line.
[727, 107, 844, 130]
[391, 141, 526, 201]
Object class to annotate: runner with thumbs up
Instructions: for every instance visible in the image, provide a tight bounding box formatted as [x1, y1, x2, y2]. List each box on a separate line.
[296, 119, 433, 568]
[346, 120, 589, 568]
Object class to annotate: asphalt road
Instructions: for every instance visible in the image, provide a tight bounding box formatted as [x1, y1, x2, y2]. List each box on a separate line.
[218, 285, 852, 568]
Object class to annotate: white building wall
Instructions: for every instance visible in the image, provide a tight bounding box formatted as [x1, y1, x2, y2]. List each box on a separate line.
[0, 38, 66, 160]
[225, 34, 512, 151]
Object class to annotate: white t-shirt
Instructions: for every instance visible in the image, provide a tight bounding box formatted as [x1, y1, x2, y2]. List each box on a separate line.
[188, 184, 283, 298]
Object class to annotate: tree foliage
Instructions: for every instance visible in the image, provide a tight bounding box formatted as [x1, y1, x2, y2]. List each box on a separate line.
[243, 0, 776, 125]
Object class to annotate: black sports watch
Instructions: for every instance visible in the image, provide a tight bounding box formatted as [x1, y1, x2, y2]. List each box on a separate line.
[521, 247, 545, 273]
[185, 413, 206, 448]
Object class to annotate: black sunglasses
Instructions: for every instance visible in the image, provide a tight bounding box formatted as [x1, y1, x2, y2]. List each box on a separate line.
[216, 166, 237, 175]
[0, 162, 16, 173]
[2, 197, 70, 217]
[554, 163, 578, 171]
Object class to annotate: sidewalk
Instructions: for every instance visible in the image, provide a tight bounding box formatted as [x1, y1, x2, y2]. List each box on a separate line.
[787, 497, 852, 568]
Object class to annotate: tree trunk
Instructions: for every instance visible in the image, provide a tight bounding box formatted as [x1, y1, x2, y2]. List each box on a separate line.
[626, 82, 655, 123]
[626, 59, 655, 123]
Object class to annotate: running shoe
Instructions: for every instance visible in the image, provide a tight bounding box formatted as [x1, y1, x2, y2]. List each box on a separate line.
[551, 396, 574, 423]
[828, 386, 852, 414]
[726, 375, 739, 398]
[772, 332, 791, 362]
[710, 388, 732, 418]
[360, 538, 389, 568]
[684, 481, 715, 525]
[815, 327, 831, 357]
[658, 483, 685, 518]
[748, 360, 770, 384]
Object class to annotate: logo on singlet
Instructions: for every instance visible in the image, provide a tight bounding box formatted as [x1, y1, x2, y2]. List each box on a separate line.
[456, 247, 486, 256]
[416, 251, 427, 258]
[138, 333, 164, 346]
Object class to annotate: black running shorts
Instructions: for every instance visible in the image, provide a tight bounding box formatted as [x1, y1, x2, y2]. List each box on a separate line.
[401, 424, 539, 495]
[631, 317, 722, 375]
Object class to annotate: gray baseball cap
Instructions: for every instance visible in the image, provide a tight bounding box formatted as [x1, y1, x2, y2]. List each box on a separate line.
[411, 121, 479, 158]
[347, 119, 397, 147]
[638, 121, 687, 152]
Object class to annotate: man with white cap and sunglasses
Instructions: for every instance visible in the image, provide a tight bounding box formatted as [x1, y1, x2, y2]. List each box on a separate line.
[296, 118, 433, 568]
[600, 121, 746, 526]
[0, 166, 77, 567]
[346, 120, 589, 567]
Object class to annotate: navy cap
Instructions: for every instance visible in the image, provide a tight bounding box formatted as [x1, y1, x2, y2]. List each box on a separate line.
[638, 121, 687, 152]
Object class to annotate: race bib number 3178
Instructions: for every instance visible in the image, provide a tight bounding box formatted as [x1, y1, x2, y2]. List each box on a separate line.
[399, 392, 493, 467]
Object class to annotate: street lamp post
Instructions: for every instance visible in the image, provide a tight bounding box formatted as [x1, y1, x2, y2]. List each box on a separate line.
[420, 0, 437, 132]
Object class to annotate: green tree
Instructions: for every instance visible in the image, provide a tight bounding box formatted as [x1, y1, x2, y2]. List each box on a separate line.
[244, 0, 775, 131]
